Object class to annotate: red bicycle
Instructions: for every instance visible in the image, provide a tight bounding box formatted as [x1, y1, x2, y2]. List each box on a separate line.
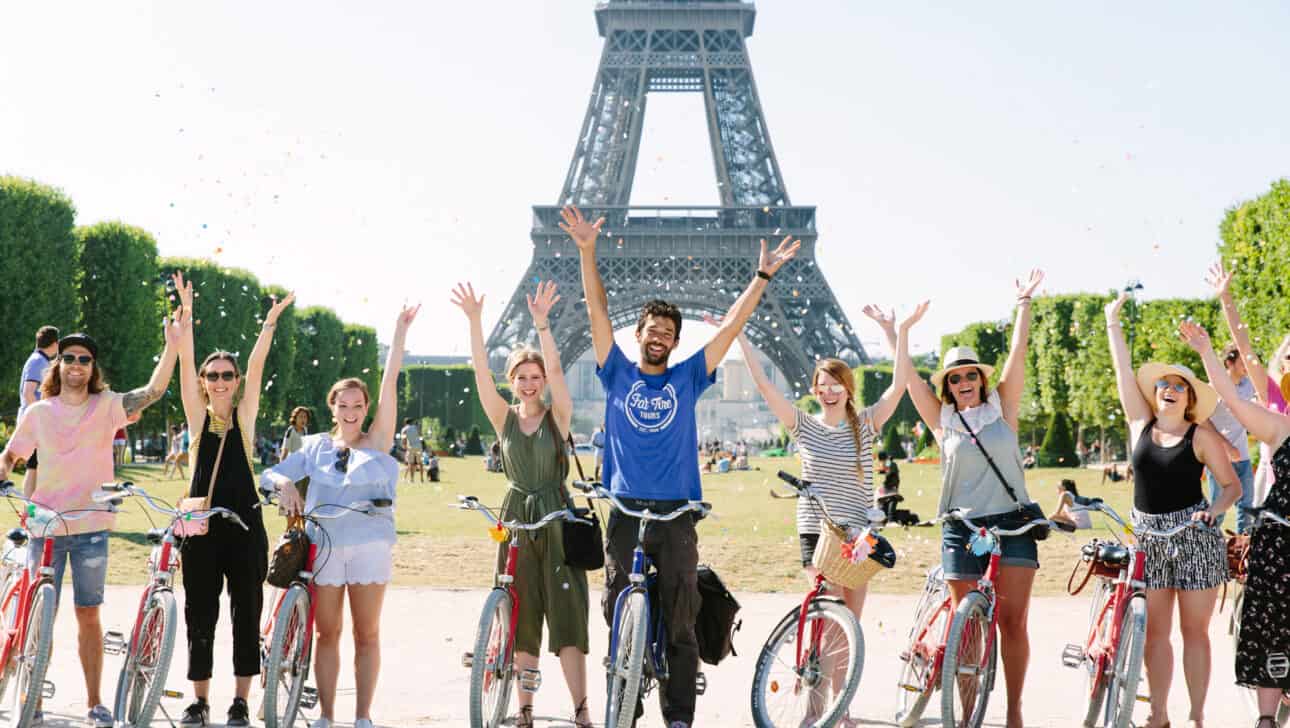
[456, 494, 587, 728]
[1061, 495, 1207, 728]
[893, 564, 952, 726]
[0, 480, 106, 727]
[93, 481, 247, 727]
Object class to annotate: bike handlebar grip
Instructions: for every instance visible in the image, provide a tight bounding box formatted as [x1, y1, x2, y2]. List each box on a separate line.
[776, 470, 802, 487]
[571, 480, 596, 493]
[1071, 494, 1102, 507]
[1053, 519, 1077, 533]
[0, 481, 12, 490]
[224, 512, 250, 531]
[371, 498, 393, 508]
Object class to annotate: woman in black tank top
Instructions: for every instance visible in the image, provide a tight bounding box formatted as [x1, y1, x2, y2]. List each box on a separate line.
[1108, 293, 1240, 728]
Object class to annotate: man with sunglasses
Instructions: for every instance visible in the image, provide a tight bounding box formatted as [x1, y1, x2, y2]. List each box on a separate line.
[0, 325, 181, 727]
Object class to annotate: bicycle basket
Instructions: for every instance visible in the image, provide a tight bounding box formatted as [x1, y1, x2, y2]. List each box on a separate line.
[811, 519, 896, 589]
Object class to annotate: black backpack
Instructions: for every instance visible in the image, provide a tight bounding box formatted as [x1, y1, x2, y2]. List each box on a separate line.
[695, 565, 741, 666]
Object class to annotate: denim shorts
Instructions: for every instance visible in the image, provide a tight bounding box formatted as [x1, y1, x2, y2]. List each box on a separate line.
[941, 515, 1039, 580]
[27, 530, 109, 608]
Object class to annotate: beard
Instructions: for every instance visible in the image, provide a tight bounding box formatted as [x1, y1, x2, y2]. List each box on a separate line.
[640, 344, 671, 367]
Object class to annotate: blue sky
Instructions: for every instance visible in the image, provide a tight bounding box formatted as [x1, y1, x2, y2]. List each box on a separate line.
[3, 1, 1288, 365]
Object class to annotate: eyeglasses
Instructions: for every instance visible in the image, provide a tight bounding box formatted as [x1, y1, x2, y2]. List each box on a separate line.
[1154, 379, 1188, 394]
[815, 384, 846, 394]
[947, 371, 980, 385]
[60, 354, 93, 366]
[335, 447, 350, 474]
[203, 371, 238, 382]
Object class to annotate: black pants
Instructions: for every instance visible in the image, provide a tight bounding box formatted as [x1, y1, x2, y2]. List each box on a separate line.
[602, 504, 701, 725]
[181, 518, 268, 680]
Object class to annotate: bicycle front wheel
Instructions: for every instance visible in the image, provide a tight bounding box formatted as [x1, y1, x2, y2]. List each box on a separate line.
[1104, 595, 1145, 728]
[1080, 580, 1114, 727]
[0, 572, 23, 704]
[896, 593, 952, 727]
[468, 588, 514, 728]
[114, 588, 178, 727]
[262, 585, 311, 728]
[606, 590, 647, 728]
[10, 582, 55, 728]
[940, 591, 997, 728]
[750, 598, 863, 728]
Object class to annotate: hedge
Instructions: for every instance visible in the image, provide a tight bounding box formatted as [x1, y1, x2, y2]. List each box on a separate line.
[290, 306, 346, 426]
[1219, 179, 1290, 357]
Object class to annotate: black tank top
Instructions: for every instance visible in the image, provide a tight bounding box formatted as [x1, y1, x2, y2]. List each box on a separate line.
[190, 408, 264, 532]
[1131, 419, 1205, 514]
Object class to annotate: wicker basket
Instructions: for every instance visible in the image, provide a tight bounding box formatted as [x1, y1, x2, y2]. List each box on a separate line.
[811, 519, 887, 589]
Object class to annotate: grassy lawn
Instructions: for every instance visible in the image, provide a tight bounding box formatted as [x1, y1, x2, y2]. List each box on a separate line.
[67, 455, 1194, 596]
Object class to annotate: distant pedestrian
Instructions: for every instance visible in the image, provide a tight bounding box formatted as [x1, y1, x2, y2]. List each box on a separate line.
[400, 418, 424, 482]
[16, 325, 59, 495]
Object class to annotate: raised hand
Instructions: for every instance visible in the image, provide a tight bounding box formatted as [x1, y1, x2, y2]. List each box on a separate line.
[171, 271, 195, 327]
[264, 291, 296, 326]
[1015, 269, 1044, 300]
[1204, 261, 1235, 298]
[395, 303, 421, 333]
[758, 235, 802, 277]
[558, 205, 605, 252]
[163, 308, 184, 348]
[526, 280, 561, 327]
[701, 312, 724, 328]
[450, 282, 485, 320]
[1105, 291, 1130, 323]
[900, 300, 931, 331]
[861, 304, 897, 335]
[1178, 319, 1213, 354]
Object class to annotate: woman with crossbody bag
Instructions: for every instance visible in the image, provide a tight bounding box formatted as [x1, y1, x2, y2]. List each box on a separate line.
[453, 280, 592, 728]
[898, 270, 1045, 728]
[171, 272, 294, 727]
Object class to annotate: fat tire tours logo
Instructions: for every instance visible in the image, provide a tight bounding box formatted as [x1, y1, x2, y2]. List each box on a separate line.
[623, 381, 678, 434]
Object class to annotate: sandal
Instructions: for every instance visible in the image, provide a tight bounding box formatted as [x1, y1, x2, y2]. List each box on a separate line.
[1256, 717, 1277, 728]
[572, 697, 592, 728]
[515, 705, 534, 728]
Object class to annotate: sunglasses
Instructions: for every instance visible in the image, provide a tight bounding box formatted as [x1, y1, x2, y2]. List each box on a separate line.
[59, 354, 93, 366]
[335, 447, 351, 474]
[203, 371, 238, 382]
[1154, 379, 1188, 394]
[815, 384, 846, 394]
[947, 371, 980, 385]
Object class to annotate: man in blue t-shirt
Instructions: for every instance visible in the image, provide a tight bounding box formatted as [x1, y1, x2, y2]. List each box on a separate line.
[563, 205, 799, 728]
[16, 326, 59, 495]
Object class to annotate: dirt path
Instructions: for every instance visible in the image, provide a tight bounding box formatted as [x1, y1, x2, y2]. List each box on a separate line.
[31, 587, 1246, 727]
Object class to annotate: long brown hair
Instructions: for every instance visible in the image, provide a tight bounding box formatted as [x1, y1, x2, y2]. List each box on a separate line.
[197, 351, 242, 403]
[503, 348, 567, 479]
[939, 367, 990, 406]
[813, 358, 866, 480]
[40, 358, 106, 398]
[327, 378, 371, 434]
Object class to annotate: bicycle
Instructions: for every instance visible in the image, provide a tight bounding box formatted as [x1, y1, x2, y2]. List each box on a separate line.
[571, 480, 711, 728]
[937, 508, 1071, 728]
[257, 489, 393, 728]
[92, 481, 248, 728]
[0, 480, 109, 727]
[893, 563, 952, 727]
[749, 470, 876, 728]
[1230, 506, 1290, 727]
[455, 494, 590, 728]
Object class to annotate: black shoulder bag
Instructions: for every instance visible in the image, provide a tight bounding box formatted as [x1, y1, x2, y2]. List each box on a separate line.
[955, 410, 1050, 541]
[562, 432, 605, 570]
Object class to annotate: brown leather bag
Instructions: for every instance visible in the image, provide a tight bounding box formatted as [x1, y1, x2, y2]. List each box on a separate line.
[1067, 540, 1126, 595]
[1226, 530, 1251, 584]
[266, 514, 310, 588]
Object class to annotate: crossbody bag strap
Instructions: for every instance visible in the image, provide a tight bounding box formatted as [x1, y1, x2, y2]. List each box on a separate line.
[186, 420, 230, 508]
[955, 410, 1022, 507]
[565, 432, 595, 511]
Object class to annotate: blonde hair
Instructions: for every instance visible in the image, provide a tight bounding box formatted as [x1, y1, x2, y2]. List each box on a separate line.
[505, 348, 546, 381]
[813, 359, 867, 480]
[327, 378, 370, 434]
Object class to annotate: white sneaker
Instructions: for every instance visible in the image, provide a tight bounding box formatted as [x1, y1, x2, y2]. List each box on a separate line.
[309, 719, 332, 728]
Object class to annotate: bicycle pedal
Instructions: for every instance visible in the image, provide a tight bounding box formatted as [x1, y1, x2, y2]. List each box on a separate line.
[461, 651, 474, 668]
[695, 672, 707, 696]
[162, 689, 184, 699]
[899, 682, 923, 692]
[41, 680, 55, 699]
[103, 630, 127, 656]
[518, 668, 542, 693]
[1061, 643, 1085, 669]
[1136, 693, 1151, 703]
[300, 687, 318, 709]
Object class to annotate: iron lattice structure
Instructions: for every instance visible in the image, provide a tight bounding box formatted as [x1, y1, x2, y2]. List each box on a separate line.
[487, 0, 866, 390]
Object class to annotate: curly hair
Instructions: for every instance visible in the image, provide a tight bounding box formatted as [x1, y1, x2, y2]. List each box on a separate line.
[635, 299, 682, 337]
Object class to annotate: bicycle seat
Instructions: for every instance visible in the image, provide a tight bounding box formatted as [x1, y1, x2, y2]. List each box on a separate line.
[5, 528, 27, 547]
[145, 528, 166, 545]
[1095, 543, 1130, 569]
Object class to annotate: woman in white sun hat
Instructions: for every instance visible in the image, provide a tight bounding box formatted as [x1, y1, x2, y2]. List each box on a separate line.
[900, 269, 1045, 728]
[1105, 292, 1239, 728]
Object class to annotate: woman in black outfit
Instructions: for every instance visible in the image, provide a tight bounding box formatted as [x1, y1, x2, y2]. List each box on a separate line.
[1182, 320, 1290, 728]
[172, 272, 294, 727]
[1107, 293, 1240, 728]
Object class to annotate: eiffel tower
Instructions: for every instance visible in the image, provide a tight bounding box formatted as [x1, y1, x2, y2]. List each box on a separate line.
[486, 0, 866, 391]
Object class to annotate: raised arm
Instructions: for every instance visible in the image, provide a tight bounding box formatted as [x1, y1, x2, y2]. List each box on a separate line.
[1206, 261, 1270, 403]
[451, 283, 509, 436]
[239, 291, 295, 434]
[734, 327, 797, 430]
[703, 235, 801, 375]
[870, 302, 929, 430]
[996, 269, 1043, 428]
[1106, 292, 1153, 428]
[527, 280, 573, 437]
[867, 304, 940, 440]
[367, 304, 419, 450]
[171, 272, 205, 431]
[1180, 320, 1290, 448]
[123, 307, 182, 418]
[561, 206, 611, 367]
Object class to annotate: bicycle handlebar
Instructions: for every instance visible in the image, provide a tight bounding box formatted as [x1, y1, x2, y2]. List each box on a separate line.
[570, 481, 711, 522]
[941, 508, 1062, 538]
[1243, 506, 1290, 529]
[456, 495, 589, 531]
[774, 471, 886, 528]
[0, 483, 113, 537]
[92, 482, 250, 532]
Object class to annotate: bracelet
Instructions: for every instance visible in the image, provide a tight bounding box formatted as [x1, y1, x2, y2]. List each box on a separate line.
[756, 270, 773, 281]
[262, 323, 276, 330]
[535, 323, 550, 331]
[1016, 296, 1032, 304]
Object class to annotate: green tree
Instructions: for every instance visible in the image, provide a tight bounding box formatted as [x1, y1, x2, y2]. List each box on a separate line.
[290, 306, 346, 426]
[1038, 412, 1079, 468]
[881, 424, 904, 459]
[0, 177, 79, 418]
[342, 324, 380, 399]
[257, 284, 298, 430]
[158, 257, 263, 363]
[939, 320, 1008, 373]
[466, 425, 484, 455]
[1218, 179, 1290, 357]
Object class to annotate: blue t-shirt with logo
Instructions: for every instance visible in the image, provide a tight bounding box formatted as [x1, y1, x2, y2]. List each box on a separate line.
[597, 342, 715, 501]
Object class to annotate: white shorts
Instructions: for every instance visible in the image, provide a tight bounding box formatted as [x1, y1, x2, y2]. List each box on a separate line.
[312, 541, 393, 587]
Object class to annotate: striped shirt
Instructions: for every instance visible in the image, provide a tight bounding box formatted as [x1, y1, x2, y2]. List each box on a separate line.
[792, 408, 875, 535]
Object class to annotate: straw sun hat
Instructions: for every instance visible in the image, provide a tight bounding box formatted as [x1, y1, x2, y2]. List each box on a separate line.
[1134, 362, 1218, 422]
[930, 346, 996, 392]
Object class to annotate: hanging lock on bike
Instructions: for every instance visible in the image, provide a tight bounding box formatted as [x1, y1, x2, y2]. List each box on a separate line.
[300, 687, 319, 709]
[518, 668, 542, 693]
[162, 689, 185, 700]
[1060, 643, 1085, 669]
[694, 672, 707, 696]
[41, 680, 55, 700]
[461, 651, 474, 669]
[102, 630, 127, 656]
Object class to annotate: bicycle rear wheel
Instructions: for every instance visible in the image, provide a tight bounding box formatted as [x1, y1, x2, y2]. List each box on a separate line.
[9, 582, 54, 728]
[606, 590, 647, 728]
[1080, 581, 1114, 727]
[468, 588, 514, 728]
[0, 573, 22, 704]
[114, 588, 178, 727]
[940, 591, 997, 728]
[262, 585, 311, 728]
[1104, 594, 1145, 728]
[896, 594, 951, 727]
[750, 598, 863, 728]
